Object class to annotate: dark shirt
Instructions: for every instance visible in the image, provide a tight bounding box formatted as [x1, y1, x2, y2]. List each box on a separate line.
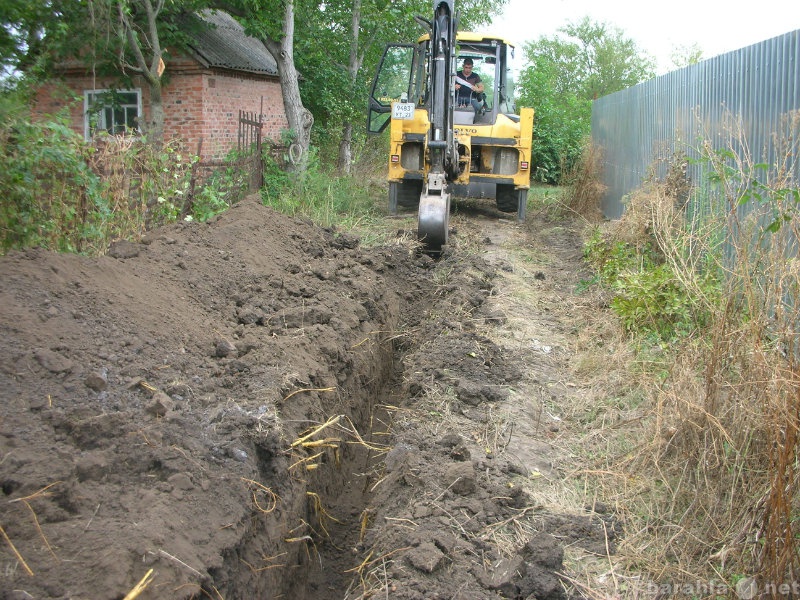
[456, 70, 482, 103]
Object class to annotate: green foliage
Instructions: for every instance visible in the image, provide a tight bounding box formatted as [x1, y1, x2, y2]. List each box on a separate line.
[189, 161, 249, 223]
[611, 263, 699, 340]
[116, 137, 194, 226]
[0, 0, 74, 81]
[698, 148, 800, 234]
[583, 227, 644, 285]
[0, 102, 194, 255]
[561, 17, 656, 99]
[260, 147, 380, 229]
[294, 0, 507, 171]
[0, 111, 103, 253]
[669, 43, 704, 70]
[517, 17, 655, 184]
[583, 226, 720, 341]
[517, 60, 588, 183]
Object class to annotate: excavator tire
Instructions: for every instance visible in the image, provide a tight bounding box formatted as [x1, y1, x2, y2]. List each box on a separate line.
[496, 185, 528, 222]
[389, 180, 423, 214]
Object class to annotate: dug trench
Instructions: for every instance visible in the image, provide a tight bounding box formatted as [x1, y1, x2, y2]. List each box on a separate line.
[0, 194, 619, 599]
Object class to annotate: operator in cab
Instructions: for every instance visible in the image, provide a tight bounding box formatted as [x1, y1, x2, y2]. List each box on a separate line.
[455, 57, 485, 112]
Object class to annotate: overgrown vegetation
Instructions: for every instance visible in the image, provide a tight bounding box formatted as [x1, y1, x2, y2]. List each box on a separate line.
[0, 102, 194, 255]
[259, 143, 390, 244]
[560, 142, 607, 220]
[186, 150, 253, 223]
[582, 110, 800, 593]
[0, 78, 387, 257]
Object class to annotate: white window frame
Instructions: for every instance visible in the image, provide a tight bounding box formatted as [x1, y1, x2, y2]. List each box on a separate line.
[83, 89, 143, 139]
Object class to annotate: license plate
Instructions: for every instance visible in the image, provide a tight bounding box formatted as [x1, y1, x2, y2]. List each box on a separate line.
[392, 102, 415, 120]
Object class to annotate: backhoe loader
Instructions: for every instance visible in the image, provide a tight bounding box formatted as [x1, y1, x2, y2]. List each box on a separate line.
[367, 0, 534, 254]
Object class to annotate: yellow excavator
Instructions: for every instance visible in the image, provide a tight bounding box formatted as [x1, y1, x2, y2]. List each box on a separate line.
[367, 0, 534, 254]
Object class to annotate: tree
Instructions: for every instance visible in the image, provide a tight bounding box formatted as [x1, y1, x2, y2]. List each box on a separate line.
[3, 0, 507, 173]
[517, 16, 656, 183]
[210, 0, 315, 170]
[517, 59, 587, 183]
[2, 0, 313, 164]
[82, 0, 208, 147]
[0, 0, 198, 145]
[669, 43, 703, 70]
[0, 0, 91, 84]
[114, 0, 170, 146]
[559, 17, 655, 101]
[0, 0, 46, 79]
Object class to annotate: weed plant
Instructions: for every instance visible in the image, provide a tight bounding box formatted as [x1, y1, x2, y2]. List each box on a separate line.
[0, 106, 194, 255]
[260, 148, 387, 244]
[584, 109, 800, 593]
[1, 93, 387, 255]
[188, 154, 250, 223]
[560, 141, 607, 220]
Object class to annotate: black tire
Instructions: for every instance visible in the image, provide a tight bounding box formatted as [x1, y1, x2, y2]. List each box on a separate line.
[496, 185, 527, 222]
[389, 180, 423, 214]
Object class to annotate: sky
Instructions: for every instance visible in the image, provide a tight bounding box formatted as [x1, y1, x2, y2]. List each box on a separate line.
[488, 0, 800, 74]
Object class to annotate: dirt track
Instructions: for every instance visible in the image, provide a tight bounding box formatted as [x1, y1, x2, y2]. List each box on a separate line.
[0, 194, 617, 599]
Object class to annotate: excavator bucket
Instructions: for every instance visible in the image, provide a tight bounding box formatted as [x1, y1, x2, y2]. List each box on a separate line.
[417, 191, 450, 255]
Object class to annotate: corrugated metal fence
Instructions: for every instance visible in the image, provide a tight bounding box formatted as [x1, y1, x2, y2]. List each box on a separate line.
[592, 30, 800, 219]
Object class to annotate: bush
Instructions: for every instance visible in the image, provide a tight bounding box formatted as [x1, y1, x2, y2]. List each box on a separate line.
[583, 176, 722, 342]
[0, 107, 193, 255]
[560, 142, 606, 219]
[188, 156, 250, 223]
[260, 147, 381, 231]
[0, 114, 104, 253]
[587, 112, 800, 591]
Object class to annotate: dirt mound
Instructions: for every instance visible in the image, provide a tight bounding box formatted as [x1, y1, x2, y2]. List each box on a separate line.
[0, 194, 613, 599]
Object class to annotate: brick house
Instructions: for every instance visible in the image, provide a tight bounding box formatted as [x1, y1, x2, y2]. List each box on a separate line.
[32, 10, 288, 160]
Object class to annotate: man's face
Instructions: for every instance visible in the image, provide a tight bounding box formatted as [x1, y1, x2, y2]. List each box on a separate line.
[463, 63, 472, 74]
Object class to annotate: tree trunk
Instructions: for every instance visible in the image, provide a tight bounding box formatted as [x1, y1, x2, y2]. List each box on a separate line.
[263, 0, 313, 171]
[118, 0, 165, 147]
[336, 0, 362, 175]
[145, 76, 165, 147]
[337, 123, 353, 174]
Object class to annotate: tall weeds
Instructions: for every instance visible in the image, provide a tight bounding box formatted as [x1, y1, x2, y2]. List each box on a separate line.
[0, 110, 194, 255]
[588, 109, 800, 593]
[560, 141, 607, 220]
[260, 149, 385, 240]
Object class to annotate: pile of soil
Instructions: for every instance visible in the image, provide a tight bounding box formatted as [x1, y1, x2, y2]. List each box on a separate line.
[0, 194, 616, 599]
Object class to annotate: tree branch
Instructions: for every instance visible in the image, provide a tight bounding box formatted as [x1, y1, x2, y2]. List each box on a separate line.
[116, 0, 161, 85]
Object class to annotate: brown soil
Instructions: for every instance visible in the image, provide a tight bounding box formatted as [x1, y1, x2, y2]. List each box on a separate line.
[0, 194, 616, 599]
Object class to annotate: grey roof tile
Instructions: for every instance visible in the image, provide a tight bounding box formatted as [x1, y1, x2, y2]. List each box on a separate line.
[187, 10, 278, 76]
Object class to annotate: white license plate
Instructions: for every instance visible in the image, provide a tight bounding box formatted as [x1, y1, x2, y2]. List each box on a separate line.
[392, 102, 415, 120]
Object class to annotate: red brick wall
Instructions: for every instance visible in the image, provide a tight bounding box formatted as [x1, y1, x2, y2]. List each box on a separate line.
[33, 75, 105, 138]
[32, 60, 289, 160]
[188, 69, 288, 158]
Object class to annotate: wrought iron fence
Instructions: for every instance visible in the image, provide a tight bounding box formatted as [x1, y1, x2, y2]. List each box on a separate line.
[183, 109, 271, 216]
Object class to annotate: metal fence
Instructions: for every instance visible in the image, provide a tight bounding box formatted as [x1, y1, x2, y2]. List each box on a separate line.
[183, 110, 274, 216]
[591, 29, 800, 219]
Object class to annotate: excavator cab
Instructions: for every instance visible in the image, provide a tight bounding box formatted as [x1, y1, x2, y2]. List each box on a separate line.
[368, 9, 534, 254]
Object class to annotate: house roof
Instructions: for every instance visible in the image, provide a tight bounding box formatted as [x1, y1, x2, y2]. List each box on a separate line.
[187, 10, 278, 76]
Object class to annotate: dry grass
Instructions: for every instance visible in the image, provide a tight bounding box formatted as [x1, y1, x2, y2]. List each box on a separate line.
[560, 142, 607, 220]
[581, 109, 800, 594]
